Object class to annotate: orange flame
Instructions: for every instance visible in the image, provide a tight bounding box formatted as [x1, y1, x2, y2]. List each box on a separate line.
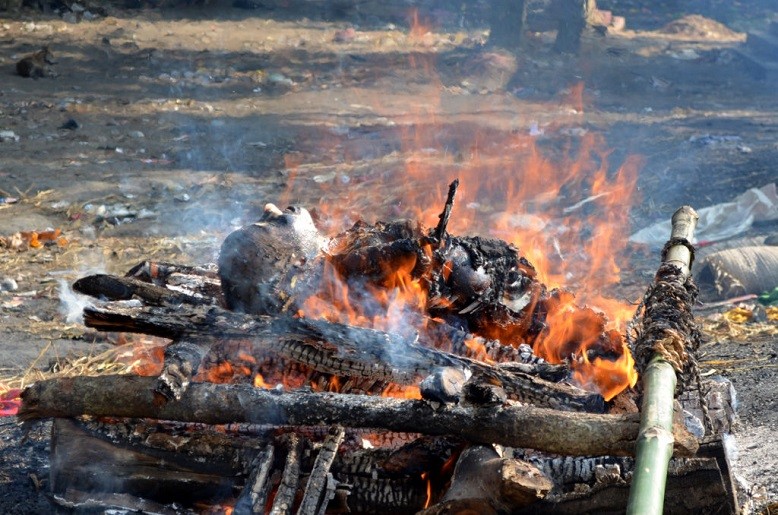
[276, 35, 641, 398]
[421, 471, 432, 509]
[253, 373, 270, 389]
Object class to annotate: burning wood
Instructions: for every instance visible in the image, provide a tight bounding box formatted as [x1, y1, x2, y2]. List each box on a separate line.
[17, 187, 737, 513]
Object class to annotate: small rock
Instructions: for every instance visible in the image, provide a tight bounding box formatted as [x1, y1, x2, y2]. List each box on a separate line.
[0, 277, 19, 292]
[128, 130, 145, 138]
[174, 193, 190, 202]
[0, 130, 20, 142]
[59, 118, 80, 130]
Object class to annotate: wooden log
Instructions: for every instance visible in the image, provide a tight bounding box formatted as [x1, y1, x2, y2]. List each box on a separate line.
[48, 417, 427, 514]
[297, 427, 345, 515]
[234, 444, 275, 515]
[422, 445, 553, 513]
[270, 434, 303, 515]
[19, 375, 697, 457]
[73, 274, 213, 307]
[80, 302, 603, 412]
[50, 418, 241, 504]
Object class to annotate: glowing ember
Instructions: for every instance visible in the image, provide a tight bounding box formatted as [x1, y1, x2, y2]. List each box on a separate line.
[0, 388, 22, 417]
[421, 471, 432, 509]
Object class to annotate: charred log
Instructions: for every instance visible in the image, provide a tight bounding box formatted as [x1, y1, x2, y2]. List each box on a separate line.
[20, 375, 697, 457]
[234, 444, 275, 515]
[422, 445, 553, 514]
[73, 274, 213, 307]
[297, 426, 345, 515]
[79, 302, 602, 412]
[270, 434, 303, 515]
[125, 260, 224, 303]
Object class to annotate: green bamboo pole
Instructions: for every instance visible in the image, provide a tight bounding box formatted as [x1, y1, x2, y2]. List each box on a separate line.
[626, 206, 699, 515]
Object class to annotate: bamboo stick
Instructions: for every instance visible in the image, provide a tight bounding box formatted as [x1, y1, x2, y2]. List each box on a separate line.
[626, 206, 699, 515]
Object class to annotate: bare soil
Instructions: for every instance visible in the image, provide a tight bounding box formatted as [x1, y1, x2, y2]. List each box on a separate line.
[1, 1, 777, 512]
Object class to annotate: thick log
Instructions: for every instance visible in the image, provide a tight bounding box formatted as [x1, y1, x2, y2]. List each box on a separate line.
[50, 418, 240, 504]
[80, 302, 602, 412]
[20, 375, 697, 457]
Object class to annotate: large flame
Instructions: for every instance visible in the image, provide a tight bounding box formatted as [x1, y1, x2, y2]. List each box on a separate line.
[277, 14, 641, 400]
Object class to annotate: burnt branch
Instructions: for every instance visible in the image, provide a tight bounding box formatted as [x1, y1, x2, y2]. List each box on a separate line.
[73, 274, 213, 307]
[270, 434, 303, 515]
[19, 375, 698, 457]
[432, 178, 459, 243]
[234, 444, 275, 515]
[297, 427, 345, 515]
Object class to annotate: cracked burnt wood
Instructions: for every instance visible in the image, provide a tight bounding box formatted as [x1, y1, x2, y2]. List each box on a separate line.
[73, 274, 214, 307]
[420, 445, 553, 514]
[47, 417, 429, 514]
[19, 375, 698, 457]
[297, 426, 345, 515]
[78, 301, 603, 412]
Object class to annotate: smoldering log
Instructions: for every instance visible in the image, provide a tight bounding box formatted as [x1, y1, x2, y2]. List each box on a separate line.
[20, 375, 697, 457]
[73, 274, 213, 307]
[80, 302, 602, 412]
[49, 416, 430, 514]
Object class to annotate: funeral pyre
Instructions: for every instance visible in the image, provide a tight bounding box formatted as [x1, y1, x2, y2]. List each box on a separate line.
[18, 182, 737, 514]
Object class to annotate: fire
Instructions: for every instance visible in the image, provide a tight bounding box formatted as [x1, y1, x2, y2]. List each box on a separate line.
[253, 373, 270, 389]
[381, 384, 422, 400]
[273, 13, 644, 399]
[421, 471, 432, 509]
[463, 337, 495, 364]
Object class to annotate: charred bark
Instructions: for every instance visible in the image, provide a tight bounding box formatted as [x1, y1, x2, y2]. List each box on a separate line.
[20, 375, 697, 457]
[79, 302, 602, 412]
[297, 426, 345, 515]
[73, 274, 213, 307]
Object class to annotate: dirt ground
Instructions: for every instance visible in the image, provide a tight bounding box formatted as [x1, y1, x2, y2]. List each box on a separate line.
[1, 0, 777, 513]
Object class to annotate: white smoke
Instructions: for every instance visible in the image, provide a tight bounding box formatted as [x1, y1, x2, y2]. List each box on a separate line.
[58, 279, 93, 324]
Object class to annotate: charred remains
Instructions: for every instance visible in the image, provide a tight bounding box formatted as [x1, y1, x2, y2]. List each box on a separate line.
[18, 185, 736, 513]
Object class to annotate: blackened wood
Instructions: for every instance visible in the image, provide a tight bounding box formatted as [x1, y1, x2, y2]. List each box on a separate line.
[270, 434, 303, 515]
[514, 457, 730, 514]
[50, 490, 181, 514]
[81, 303, 602, 412]
[427, 446, 552, 513]
[234, 444, 275, 515]
[126, 261, 219, 282]
[432, 179, 459, 243]
[20, 376, 697, 457]
[155, 339, 214, 400]
[73, 274, 212, 307]
[340, 476, 426, 515]
[297, 427, 345, 515]
[50, 418, 239, 505]
[125, 261, 224, 303]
